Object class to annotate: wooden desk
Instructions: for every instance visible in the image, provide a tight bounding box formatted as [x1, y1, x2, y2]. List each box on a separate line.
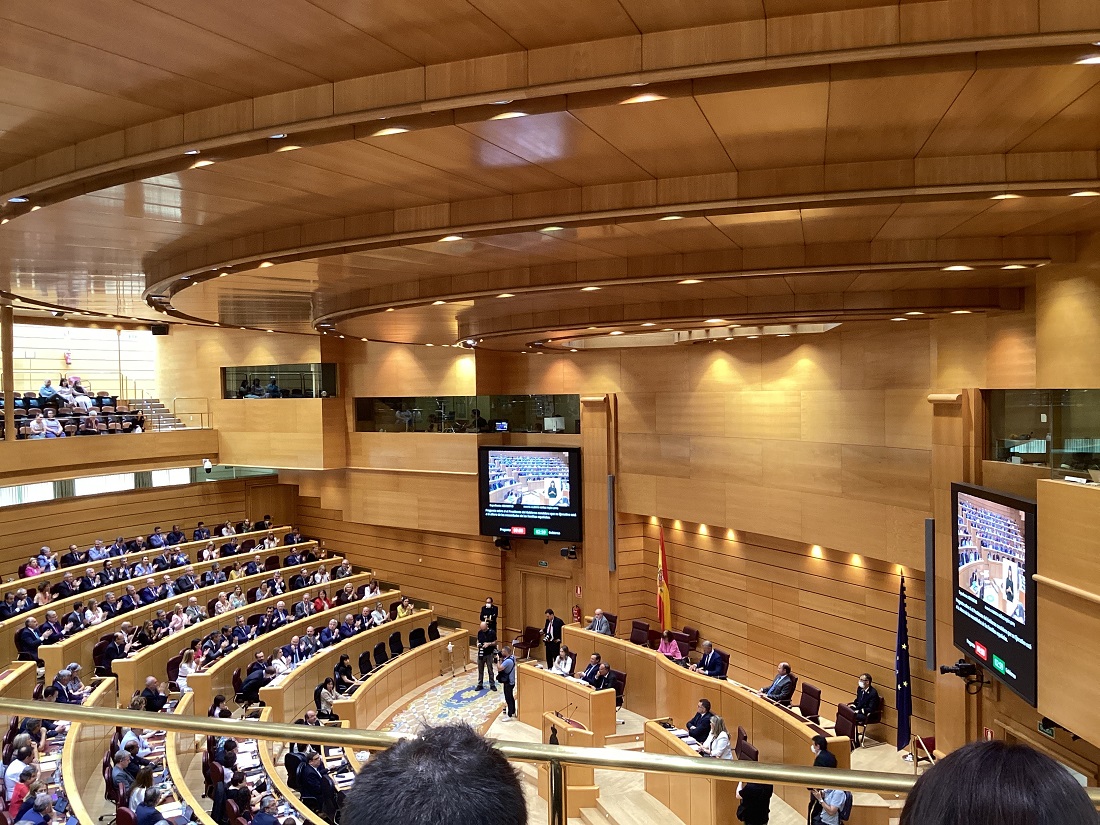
[186, 583, 392, 715]
[0, 542, 306, 668]
[113, 566, 366, 702]
[256, 706, 329, 825]
[516, 662, 616, 745]
[260, 610, 433, 723]
[645, 721, 737, 825]
[166, 691, 220, 825]
[562, 625, 657, 717]
[335, 629, 469, 730]
[40, 541, 322, 678]
[0, 660, 38, 703]
[61, 676, 119, 825]
[537, 712, 598, 817]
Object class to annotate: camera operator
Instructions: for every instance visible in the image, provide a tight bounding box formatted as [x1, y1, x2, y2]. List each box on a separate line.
[475, 621, 498, 692]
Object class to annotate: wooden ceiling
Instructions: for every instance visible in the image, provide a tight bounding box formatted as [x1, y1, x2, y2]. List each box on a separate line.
[0, 2, 1099, 346]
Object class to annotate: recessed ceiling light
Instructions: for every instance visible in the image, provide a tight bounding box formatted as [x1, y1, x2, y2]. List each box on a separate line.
[266, 329, 274, 333]
[489, 111, 527, 120]
[641, 322, 656, 327]
[661, 328, 674, 332]
[658, 215, 683, 221]
[0, 219, 8, 225]
[1074, 55, 1100, 65]
[747, 335, 758, 339]
[7, 197, 28, 203]
[705, 319, 725, 324]
[587, 326, 598, 330]
[991, 193, 1021, 200]
[29, 205, 40, 211]
[609, 331, 624, 336]
[373, 127, 409, 136]
[385, 307, 395, 312]
[440, 235, 463, 242]
[431, 300, 446, 305]
[465, 339, 476, 346]
[1001, 264, 1027, 270]
[498, 293, 515, 298]
[891, 317, 907, 322]
[219, 273, 228, 277]
[580, 286, 601, 292]
[569, 348, 578, 352]
[678, 279, 702, 285]
[905, 311, 925, 316]
[425, 343, 434, 347]
[275, 145, 301, 152]
[1070, 190, 1100, 197]
[269, 133, 288, 140]
[183, 150, 200, 156]
[777, 333, 790, 337]
[491, 99, 514, 105]
[190, 159, 215, 168]
[724, 337, 734, 341]
[521, 351, 528, 354]
[943, 265, 974, 271]
[540, 226, 564, 232]
[951, 310, 972, 314]
[621, 92, 667, 104]
[361, 338, 369, 342]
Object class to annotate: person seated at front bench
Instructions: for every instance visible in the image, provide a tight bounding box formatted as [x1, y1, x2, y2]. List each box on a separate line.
[550, 645, 573, 677]
[686, 698, 713, 743]
[584, 608, 611, 636]
[696, 715, 732, 760]
[758, 661, 795, 704]
[589, 662, 615, 691]
[690, 641, 723, 678]
[578, 653, 601, 684]
[849, 673, 880, 724]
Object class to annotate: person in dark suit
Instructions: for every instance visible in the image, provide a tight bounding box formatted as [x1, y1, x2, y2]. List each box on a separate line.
[141, 677, 168, 712]
[219, 540, 239, 558]
[256, 515, 274, 531]
[253, 794, 280, 825]
[126, 536, 148, 555]
[119, 586, 141, 612]
[239, 666, 273, 707]
[271, 600, 289, 628]
[736, 781, 773, 825]
[151, 552, 171, 572]
[79, 567, 100, 592]
[686, 698, 714, 743]
[590, 663, 615, 691]
[202, 564, 227, 588]
[138, 579, 159, 604]
[231, 616, 254, 646]
[60, 545, 86, 568]
[290, 569, 310, 591]
[759, 662, 795, 704]
[318, 619, 340, 648]
[849, 673, 880, 724]
[266, 574, 286, 596]
[175, 567, 198, 592]
[134, 787, 167, 825]
[282, 637, 303, 667]
[52, 670, 81, 704]
[108, 537, 128, 556]
[691, 641, 724, 678]
[480, 597, 499, 632]
[244, 555, 263, 576]
[0, 592, 17, 621]
[283, 550, 302, 568]
[542, 609, 565, 668]
[104, 632, 128, 674]
[193, 522, 211, 542]
[284, 529, 303, 545]
[41, 611, 65, 643]
[578, 653, 601, 685]
[812, 734, 838, 768]
[166, 525, 186, 545]
[55, 573, 78, 600]
[296, 751, 335, 812]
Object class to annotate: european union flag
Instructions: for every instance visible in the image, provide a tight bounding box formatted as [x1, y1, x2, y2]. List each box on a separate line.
[896, 575, 913, 751]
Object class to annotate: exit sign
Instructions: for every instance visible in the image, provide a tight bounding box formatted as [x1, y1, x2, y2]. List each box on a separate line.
[538, 560, 549, 568]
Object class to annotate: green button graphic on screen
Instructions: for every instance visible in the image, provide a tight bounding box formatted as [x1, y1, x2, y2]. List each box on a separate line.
[533, 528, 549, 537]
[992, 655, 1006, 675]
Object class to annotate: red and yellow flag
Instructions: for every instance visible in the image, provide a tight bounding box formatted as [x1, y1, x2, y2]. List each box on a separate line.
[658, 525, 672, 631]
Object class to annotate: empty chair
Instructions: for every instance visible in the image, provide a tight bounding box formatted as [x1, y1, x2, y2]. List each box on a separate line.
[408, 627, 426, 649]
[735, 725, 747, 753]
[388, 600, 401, 621]
[738, 741, 759, 762]
[232, 668, 246, 706]
[373, 642, 388, 667]
[603, 612, 618, 635]
[389, 631, 403, 657]
[427, 620, 439, 641]
[609, 669, 627, 722]
[115, 807, 136, 825]
[511, 627, 540, 660]
[240, 539, 256, 553]
[284, 752, 304, 791]
[681, 626, 700, 652]
[166, 654, 183, 691]
[264, 555, 281, 571]
[834, 703, 858, 751]
[628, 620, 650, 646]
[797, 682, 822, 723]
[358, 650, 373, 677]
[647, 629, 663, 649]
[31, 682, 43, 701]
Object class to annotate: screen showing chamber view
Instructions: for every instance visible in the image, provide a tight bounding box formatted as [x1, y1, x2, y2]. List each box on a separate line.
[952, 483, 1037, 706]
[478, 447, 582, 541]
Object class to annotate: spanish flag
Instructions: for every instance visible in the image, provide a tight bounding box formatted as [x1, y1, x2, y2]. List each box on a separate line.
[658, 525, 672, 631]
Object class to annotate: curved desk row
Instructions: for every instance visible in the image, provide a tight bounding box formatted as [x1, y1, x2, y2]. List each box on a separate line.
[40, 541, 323, 677]
[516, 662, 617, 745]
[6, 540, 311, 669]
[644, 721, 737, 825]
[62, 676, 120, 825]
[187, 584, 394, 714]
[112, 567, 370, 701]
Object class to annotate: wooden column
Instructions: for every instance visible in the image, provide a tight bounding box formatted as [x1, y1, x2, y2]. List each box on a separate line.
[580, 394, 618, 622]
[1, 303, 13, 442]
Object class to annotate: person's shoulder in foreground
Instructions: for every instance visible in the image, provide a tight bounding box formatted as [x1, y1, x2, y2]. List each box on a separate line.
[900, 740, 1096, 825]
[342, 724, 526, 825]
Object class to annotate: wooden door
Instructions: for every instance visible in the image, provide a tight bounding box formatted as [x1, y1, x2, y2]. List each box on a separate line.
[522, 571, 572, 631]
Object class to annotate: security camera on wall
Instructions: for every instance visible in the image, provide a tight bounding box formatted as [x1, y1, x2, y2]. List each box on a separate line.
[202, 458, 213, 474]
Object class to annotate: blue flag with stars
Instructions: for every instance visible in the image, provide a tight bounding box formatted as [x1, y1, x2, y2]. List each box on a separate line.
[896, 575, 913, 751]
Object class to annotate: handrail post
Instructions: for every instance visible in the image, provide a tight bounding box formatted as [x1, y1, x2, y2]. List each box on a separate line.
[548, 758, 567, 825]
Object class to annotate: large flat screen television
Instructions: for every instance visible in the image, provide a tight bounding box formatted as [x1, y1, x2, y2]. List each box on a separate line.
[478, 446, 582, 542]
[951, 482, 1037, 706]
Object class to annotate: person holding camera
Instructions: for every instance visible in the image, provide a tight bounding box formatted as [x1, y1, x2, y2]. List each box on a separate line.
[475, 621, 498, 692]
[496, 644, 517, 720]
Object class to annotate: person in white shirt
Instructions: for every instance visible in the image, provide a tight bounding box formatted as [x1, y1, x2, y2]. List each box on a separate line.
[699, 715, 733, 760]
[120, 727, 153, 757]
[177, 649, 196, 692]
[261, 532, 279, 550]
[27, 410, 49, 438]
[365, 579, 382, 599]
[550, 645, 574, 677]
[370, 602, 388, 626]
[4, 746, 32, 802]
[72, 392, 94, 412]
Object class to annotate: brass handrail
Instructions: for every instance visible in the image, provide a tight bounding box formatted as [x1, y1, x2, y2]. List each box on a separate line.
[11, 697, 1099, 812]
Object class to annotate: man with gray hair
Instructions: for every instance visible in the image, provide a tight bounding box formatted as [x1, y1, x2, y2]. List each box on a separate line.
[110, 750, 133, 795]
[253, 794, 280, 825]
[134, 787, 165, 825]
[690, 641, 724, 678]
[52, 670, 81, 705]
[585, 608, 611, 636]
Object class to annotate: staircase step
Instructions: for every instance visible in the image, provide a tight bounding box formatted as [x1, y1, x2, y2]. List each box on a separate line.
[597, 792, 679, 825]
[580, 807, 614, 825]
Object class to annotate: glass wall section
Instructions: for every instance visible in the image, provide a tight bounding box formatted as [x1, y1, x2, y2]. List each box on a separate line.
[355, 395, 580, 434]
[221, 364, 338, 399]
[987, 389, 1100, 481]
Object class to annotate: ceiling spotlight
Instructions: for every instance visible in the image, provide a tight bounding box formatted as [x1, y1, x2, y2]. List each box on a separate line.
[266, 329, 274, 333]
[439, 235, 463, 242]
[219, 273, 228, 277]
[540, 226, 564, 232]
[747, 335, 759, 339]
[609, 331, 624, 336]
[7, 196, 28, 203]
[580, 286, 601, 292]
[943, 265, 974, 271]
[183, 150, 200, 156]
[658, 215, 683, 221]
[372, 126, 409, 136]
[1074, 55, 1100, 65]
[489, 111, 527, 120]
[776, 333, 790, 337]
[361, 338, 369, 342]
[465, 339, 475, 346]
[641, 322, 656, 327]
[570, 348, 578, 352]
[431, 300, 446, 305]
[258, 261, 274, 268]
[0, 219, 8, 225]
[661, 328, 674, 332]
[425, 343, 434, 347]
[269, 133, 288, 139]
[705, 319, 725, 324]
[1002, 264, 1027, 270]
[1070, 190, 1100, 197]
[385, 307, 394, 312]
[622, 92, 667, 104]
[679, 279, 702, 285]
[990, 193, 1021, 200]
[891, 317, 907, 322]
[498, 293, 515, 298]
[724, 337, 734, 341]
[951, 310, 972, 314]
[905, 311, 925, 316]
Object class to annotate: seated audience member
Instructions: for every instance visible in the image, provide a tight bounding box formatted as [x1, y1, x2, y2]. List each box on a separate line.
[3, 747, 33, 804]
[141, 677, 168, 712]
[296, 750, 336, 812]
[194, 522, 211, 541]
[135, 787, 167, 825]
[690, 641, 723, 678]
[0, 592, 18, 620]
[364, 578, 381, 598]
[38, 379, 57, 403]
[899, 740, 1095, 825]
[698, 715, 733, 760]
[209, 694, 231, 718]
[166, 525, 186, 545]
[7, 763, 38, 815]
[121, 726, 154, 757]
[232, 615, 254, 646]
[590, 662, 615, 691]
[42, 408, 65, 438]
[269, 647, 289, 676]
[319, 618, 340, 648]
[15, 618, 45, 660]
[550, 645, 573, 677]
[261, 532, 279, 550]
[686, 698, 714, 743]
[370, 602, 388, 627]
[312, 586, 332, 610]
[333, 560, 352, 579]
[177, 649, 196, 692]
[657, 630, 684, 661]
[584, 608, 612, 636]
[736, 780, 774, 825]
[26, 410, 50, 439]
[578, 653, 601, 684]
[811, 734, 838, 768]
[334, 654, 355, 693]
[77, 412, 101, 435]
[127, 766, 156, 811]
[253, 794, 280, 825]
[758, 662, 796, 704]
[397, 597, 415, 618]
[284, 527, 303, 545]
[849, 673, 880, 723]
[293, 592, 315, 619]
[299, 627, 320, 659]
[244, 555, 264, 576]
[109, 750, 134, 796]
[334, 583, 356, 606]
[220, 521, 236, 537]
[342, 724, 526, 825]
[185, 596, 206, 624]
[51, 670, 79, 704]
[317, 677, 339, 720]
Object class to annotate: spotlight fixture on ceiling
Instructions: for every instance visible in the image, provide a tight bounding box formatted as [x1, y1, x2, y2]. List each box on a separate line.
[621, 92, 667, 104]
[439, 235, 463, 242]
[372, 126, 409, 136]
[580, 286, 601, 292]
[678, 279, 702, 285]
[943, 265, 974, 271]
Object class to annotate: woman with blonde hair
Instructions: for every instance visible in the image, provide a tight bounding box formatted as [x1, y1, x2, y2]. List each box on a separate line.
[700, 715, 732, 760]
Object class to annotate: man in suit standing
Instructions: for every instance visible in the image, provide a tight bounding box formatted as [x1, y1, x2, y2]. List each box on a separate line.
[293, 592, 315, 620]
[686, 698, 714, 742]
[736, 780, 773, 825]
[759, 662, 795, 704]
[585, 608, 612, 636]
[542, 609, 564, 668]
[104, 632, 128, 675]
[283, 636, 303, 666]
[849, 673, 880, 724]
[691, 641, 724, 678]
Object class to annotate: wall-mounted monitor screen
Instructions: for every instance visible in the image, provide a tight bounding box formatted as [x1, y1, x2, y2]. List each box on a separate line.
[952, 482, 1037, 706]
[479, 447, 582, 542]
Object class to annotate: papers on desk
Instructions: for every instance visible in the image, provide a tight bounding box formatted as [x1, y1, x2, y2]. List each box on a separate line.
[670, 728, 701, 747]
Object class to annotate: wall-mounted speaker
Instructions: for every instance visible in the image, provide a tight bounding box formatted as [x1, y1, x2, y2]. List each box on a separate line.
[150, 324, 170, 336]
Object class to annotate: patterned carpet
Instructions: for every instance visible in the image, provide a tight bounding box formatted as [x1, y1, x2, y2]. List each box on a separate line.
[387, 672, 505, 736]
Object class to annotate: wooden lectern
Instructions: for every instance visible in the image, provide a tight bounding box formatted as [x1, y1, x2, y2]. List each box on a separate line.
[537, 711, 599, 817]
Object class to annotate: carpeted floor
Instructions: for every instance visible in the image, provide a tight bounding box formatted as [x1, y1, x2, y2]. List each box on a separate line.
[387, 673, 505, 735]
